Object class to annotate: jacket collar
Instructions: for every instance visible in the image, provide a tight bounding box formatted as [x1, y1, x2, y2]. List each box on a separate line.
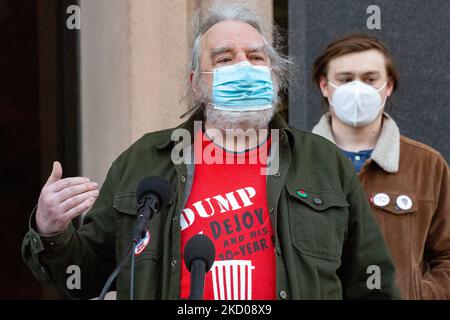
[312, 112, 400, 173]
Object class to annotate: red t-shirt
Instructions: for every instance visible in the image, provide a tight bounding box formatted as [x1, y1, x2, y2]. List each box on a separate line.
[180, 129, 276, 300]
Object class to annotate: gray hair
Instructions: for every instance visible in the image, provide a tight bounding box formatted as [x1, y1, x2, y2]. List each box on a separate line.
[182, 5, 291, 118]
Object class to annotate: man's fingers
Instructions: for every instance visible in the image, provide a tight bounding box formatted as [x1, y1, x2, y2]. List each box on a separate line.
[60, 190, 99, 212]
[54, 181, 98, 202]
[48, 177, 92, 193]
[45, 161, 63, 186]
[64, 197, 97, 221]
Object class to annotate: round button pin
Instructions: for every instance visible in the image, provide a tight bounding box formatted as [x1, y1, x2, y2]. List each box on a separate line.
[296, 190, 308, 198]
[396, 195, 413, 210]
[373, 193, 390, 207]
[135, 230, 151, 256]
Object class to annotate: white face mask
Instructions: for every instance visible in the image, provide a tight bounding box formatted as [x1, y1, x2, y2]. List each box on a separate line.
[328, 80, 387, 127]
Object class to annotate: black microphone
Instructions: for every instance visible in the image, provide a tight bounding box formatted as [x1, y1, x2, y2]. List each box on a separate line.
[129, 176, 172, 299]
[132, 176, 172, 242]
[184, 234, 216, 300]
[99, 176, 172, 300]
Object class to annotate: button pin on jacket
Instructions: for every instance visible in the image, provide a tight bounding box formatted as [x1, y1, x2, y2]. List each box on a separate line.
[134, 229, 151, 256]
[296, 190, 308, 198]
[373, 193, 390, 207]
[396, 195, 413, 210]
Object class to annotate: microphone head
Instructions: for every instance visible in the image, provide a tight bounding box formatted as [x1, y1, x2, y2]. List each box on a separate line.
[184, 234, 216, 272]
[136, 176, 172, 210]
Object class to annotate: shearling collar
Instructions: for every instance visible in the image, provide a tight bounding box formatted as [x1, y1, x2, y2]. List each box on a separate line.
[312, 113, 400, 173]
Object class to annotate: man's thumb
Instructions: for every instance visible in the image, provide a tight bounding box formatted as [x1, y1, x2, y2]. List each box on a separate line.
[46, 161, 63, 185]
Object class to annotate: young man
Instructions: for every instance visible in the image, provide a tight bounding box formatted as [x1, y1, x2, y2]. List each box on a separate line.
[312, 33, 450, 299]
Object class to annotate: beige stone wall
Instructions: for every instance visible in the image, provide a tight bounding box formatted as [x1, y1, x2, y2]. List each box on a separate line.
[80, 0, 273, 186]
[128, 0, 190, 142]
[80, 0, 131, 185]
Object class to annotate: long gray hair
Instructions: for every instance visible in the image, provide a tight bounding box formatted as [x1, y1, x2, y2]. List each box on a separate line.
[182, 5, 291, 118]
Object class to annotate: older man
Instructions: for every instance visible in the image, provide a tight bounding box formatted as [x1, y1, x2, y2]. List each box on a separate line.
[22, 6, 400, 300]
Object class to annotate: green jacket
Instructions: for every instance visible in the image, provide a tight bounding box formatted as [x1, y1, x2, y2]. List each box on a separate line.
[22, 113, 400, 300]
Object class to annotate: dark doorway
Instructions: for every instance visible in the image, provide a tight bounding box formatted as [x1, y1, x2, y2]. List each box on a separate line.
[0, 0, 79, 299]
[0, 0, 42, 300]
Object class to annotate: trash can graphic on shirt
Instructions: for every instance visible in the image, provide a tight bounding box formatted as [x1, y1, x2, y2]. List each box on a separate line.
[211, 260, 255, 300]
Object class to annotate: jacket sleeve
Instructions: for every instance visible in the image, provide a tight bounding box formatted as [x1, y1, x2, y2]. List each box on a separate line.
[421, 159, 450, 300]
[21, 165, 117, 299]
[338, 172, 402, 299]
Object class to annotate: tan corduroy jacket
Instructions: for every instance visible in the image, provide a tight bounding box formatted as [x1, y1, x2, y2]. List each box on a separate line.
[313, 113, 450, 300]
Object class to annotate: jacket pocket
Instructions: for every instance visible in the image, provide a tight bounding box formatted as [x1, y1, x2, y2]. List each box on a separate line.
[113, 193, 164, 299]
[287, 184, 349, 262]
[118, 252, 163, 300]
[113, 193, 162, 262]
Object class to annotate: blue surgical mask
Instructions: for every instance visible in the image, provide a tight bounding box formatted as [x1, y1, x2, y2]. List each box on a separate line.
[202, 61, 274, 112]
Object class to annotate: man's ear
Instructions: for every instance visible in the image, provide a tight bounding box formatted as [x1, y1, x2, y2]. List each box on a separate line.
[319, 76, 329, 98]
[385, 78, 394, 97]
[190, 71, 198, 93]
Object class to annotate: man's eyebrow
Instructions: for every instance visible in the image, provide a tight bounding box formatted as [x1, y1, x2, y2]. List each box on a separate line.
[334, 71, 355, 77]
[361, 70, 381, 76]
[245, 44, 268, 53]
[210, 46, 233, 58]
[209, 44, 268, 58]
[334, 70, 381, 76]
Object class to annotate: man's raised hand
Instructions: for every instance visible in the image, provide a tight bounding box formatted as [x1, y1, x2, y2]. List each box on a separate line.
[35, 161, 99, 235]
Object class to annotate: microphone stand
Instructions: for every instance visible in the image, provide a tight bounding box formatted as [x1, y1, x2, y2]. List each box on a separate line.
[98, 244, 133, 300]
[130, 241, 137, 300]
